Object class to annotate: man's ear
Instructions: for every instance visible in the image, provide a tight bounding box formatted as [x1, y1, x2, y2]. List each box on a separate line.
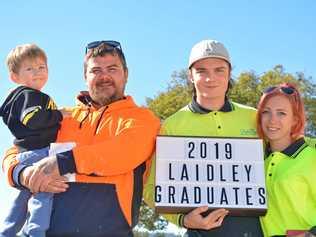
[124, 67, 129, 82]
[9, 72, 19, 83]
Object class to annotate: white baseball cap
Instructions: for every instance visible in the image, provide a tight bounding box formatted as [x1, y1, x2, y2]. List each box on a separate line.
[188, 39, 231, 68]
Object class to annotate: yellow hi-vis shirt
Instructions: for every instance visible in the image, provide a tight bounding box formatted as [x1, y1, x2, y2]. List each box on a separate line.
[143, 100, 257, 226]
[260, 138, 316, 236]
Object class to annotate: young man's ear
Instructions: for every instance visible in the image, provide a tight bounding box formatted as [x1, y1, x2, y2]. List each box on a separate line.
[187, 69, 194, 84]
[9, 72, 19, 84]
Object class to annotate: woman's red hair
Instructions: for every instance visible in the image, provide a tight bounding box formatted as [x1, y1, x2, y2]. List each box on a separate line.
[256, 82, 305, 141]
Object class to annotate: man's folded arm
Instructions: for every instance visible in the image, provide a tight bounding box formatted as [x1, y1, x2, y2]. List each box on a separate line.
[57, 117, 160, 176]
[2, 147, 20, 187]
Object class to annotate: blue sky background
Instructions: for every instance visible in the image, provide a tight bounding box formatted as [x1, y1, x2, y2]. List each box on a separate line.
[1, 0, 316, 229]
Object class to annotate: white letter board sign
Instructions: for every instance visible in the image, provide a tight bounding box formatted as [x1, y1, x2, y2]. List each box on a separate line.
[155, 136, 267, 216]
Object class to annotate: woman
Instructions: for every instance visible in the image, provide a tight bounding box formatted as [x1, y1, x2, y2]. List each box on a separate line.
[257, 83, 316, 236]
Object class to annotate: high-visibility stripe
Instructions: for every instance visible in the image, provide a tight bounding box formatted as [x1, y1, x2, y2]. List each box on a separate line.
[22, 107, 40, 125]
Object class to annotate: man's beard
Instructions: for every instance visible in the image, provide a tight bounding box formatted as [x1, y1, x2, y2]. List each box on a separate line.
[90, 85, 124, 106]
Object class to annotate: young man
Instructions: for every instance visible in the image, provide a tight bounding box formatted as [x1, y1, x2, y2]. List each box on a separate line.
[3, 41, 160, 237]
[144, 39, 263, 237]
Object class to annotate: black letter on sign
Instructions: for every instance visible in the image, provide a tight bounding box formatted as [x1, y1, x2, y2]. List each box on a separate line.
[200, 142, 207, 158]
[207, 187, 214, 204]
[195, 164, 199, 181]
[220, 188, 229, 205]
[181, 164, 189, 181]
[207, 164, 214, 181]
[245, 165, 252, 182]
[232, 187, 240, 205]
[232, 165, 239, 182]
[245, 187, 253, 205]
[188, 142, 195, 158]
[168, 186, 175, 203]
[194, 186, 201, 204]
[181, 187, 189, 204]
[220, 165, 226, 181]
[155, 185, 162, 203]
[225, 143, 232, 159]
[168, 163, 175, 180]
[258, 187, 266, 205]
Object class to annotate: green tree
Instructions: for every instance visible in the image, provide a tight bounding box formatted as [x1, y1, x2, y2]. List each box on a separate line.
[138, 65, 316, 231]
[146, 70, 192, 120]
[137, 200, 168, 231]
[229, 65, 316, 134]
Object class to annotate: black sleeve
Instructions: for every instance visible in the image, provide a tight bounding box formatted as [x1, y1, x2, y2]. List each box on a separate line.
[15, 89, 62, 129]
[309, 226, 316, 235]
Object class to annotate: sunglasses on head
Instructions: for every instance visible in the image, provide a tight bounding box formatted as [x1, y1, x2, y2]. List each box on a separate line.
[263, 85, 296, 95]
[85, 40, 122, 54]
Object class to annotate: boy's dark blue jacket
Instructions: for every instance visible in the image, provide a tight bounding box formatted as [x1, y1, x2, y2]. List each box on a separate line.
[0, 86, 62, 152]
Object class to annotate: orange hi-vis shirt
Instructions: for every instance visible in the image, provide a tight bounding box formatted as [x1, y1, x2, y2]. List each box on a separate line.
[3, 95, 160, 227]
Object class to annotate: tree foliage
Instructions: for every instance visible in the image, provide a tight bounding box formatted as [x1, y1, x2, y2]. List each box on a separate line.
[146, 70, 192, 120]
[136, 200, 168, 231]
[138, 65, 316, 231]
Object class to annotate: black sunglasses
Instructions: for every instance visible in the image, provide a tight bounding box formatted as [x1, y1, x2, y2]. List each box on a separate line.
[85, 40, 122, 54]
[263, 85, 296, 95]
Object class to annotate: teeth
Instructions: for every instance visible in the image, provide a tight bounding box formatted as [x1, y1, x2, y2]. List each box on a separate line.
[268, 127, 278, 131]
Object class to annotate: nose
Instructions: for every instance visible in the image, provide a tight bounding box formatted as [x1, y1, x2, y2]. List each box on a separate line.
[98, 70, 112, 81]
[268, 112, 278, 123]
[205, 73, 214, 82]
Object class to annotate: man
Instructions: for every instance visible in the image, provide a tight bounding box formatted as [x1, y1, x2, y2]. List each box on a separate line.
[3, 40, 160, 237]
[143, 39, 263, 236]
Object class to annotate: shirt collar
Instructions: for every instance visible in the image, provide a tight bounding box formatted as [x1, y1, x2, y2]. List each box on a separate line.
[266, 137, 307, 158]
[188, 96, 233, 114]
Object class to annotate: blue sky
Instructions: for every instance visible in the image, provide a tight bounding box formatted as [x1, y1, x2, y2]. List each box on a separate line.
[0, 0, 316, 227]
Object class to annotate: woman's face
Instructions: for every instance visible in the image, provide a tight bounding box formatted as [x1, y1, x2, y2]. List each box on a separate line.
[261, 95, 297, 150]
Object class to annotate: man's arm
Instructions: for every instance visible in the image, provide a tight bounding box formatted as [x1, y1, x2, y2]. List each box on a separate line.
[2, 147, 19, 187]
[57, 115, 160, 176]
[2, 146, 68, 193]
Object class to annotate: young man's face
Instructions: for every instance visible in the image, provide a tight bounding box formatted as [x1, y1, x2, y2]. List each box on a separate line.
[85, 54, 128, 106]
[190, 58, 230, 103]
[11, 57, 48, 91]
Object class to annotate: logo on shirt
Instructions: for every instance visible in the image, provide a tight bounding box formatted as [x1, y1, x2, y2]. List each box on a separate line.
[240, 129, 256, 136]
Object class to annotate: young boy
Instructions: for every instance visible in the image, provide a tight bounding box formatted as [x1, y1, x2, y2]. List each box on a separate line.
[0, 43, 67, 237]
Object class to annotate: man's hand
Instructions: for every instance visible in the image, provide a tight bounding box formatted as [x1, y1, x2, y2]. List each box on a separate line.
[20, 156, 69, 194]
[183, 206, 228, 230]
[288, 232, 316, 237]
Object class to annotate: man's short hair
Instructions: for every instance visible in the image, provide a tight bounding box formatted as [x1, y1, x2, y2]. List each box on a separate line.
[6, 43, 47, 73]
[84, 43, 127, 78]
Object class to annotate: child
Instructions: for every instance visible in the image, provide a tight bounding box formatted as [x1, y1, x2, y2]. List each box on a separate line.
[0, 43, 67, 237]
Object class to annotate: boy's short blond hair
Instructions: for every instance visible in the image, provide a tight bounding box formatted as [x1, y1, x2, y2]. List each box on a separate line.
[6, 43, 47, 73]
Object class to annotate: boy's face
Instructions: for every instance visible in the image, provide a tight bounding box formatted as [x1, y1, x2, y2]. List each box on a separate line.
[11, 57, 48, 91]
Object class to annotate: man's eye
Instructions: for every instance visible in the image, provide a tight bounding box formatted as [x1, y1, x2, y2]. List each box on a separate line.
[92, 69, 101, 74]
[216, 68, 225, 73]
